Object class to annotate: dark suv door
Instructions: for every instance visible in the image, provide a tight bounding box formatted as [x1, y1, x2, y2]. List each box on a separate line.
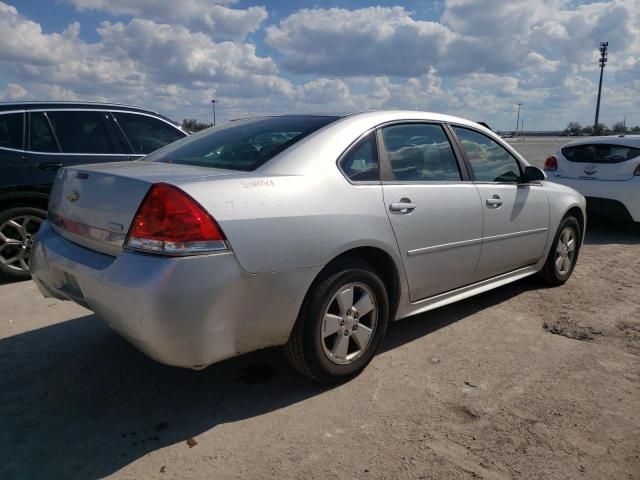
[23, 110, 130, 188]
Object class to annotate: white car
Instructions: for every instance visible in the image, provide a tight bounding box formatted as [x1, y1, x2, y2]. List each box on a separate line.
[544, 135, 640, 222]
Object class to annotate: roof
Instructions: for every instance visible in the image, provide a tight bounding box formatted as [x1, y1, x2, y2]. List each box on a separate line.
[0, 101, 157, 115]
[561, 135, 640, 149]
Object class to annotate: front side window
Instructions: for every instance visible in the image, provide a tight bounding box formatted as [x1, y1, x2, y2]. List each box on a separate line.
[339, 134, 379, 181]
[114, 112, 185, 154]
[561, 144, 640, 164]
[146, 115, 340, 171]
[47, 111, 114, 154]
[29, 113, 59, 153]
[381, 123, 461, 182]
[453, 127, 521, 182]
[0, 113, 24, 150]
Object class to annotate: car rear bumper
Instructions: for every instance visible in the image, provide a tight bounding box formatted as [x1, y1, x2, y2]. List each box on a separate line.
[31, 221, 317, 368]
[547, 175, 640, 221]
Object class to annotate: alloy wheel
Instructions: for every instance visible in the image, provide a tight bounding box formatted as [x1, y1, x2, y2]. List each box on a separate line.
[0, 215, 43, 273]
[321, 282, 378, 365]
[555, 226, 576, 276]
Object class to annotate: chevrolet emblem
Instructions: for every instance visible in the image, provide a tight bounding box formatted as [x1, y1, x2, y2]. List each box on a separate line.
[67, 191, 80, 202]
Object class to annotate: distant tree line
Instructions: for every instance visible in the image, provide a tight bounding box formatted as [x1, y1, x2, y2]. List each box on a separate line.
[181, 118, 211, 132]
[563, 121, 640, 136]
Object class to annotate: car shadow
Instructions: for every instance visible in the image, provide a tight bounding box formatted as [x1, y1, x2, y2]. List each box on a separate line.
[0, 277, 540, 479]
[584, 217, 640, 245]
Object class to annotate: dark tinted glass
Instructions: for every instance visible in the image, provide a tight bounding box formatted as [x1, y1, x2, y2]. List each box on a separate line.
[561, 144, 640, 164]
[339, 134, 379, 181]
[381, 124, 461, 181]
[453, 127, 521, 182]
[47, 111, 114, 153]
[147, 116, 339, 171]
[29, 113, 59, 153]
[115, 112, 184, 154]
[0, 113, 23, 150]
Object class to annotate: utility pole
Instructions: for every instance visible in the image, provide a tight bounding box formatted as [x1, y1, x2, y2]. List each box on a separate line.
[211, 98, 217, 126]
[594, 41, 608, 134]
[515, 103, 522, 135]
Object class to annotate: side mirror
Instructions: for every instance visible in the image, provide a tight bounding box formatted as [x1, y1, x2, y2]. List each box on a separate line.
[522, 166, 546, 183]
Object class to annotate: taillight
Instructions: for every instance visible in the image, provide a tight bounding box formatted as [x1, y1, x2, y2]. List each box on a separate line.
[634, 164, 640, 176]
[126, 183, 226, 255]
[544, 155, 558, 172]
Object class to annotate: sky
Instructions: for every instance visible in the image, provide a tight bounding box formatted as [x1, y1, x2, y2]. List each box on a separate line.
[0, 0, 638, 130]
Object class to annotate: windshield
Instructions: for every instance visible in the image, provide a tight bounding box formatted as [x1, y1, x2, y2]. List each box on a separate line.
[146, 115, 340, 171]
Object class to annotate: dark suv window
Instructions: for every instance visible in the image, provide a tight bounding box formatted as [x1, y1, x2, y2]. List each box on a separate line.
[114, 112, 184, 154]
[339, 134, 379, 181]
[453, 127, 521, 182]
[29, 113, 59, 153]
[47, 111, 114, 154]
[561, 144, 640, 164]
[381, 123, 461, 181]
[0, 113, 24, 150]
[147, 115, 339, 171]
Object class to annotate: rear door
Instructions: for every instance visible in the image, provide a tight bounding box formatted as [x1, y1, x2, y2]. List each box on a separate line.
[379, 122, 483, 301]
[557, 143, 640, 180]
[111, 111, 186, 158]
[450, 126, 549, 280]
[24, 110, 130, 189]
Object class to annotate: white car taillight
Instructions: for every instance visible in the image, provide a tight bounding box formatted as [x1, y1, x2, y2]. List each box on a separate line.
[126, 183, 227, 255]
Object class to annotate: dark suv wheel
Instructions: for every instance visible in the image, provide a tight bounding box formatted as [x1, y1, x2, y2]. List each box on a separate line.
[0, 207, 46, 280]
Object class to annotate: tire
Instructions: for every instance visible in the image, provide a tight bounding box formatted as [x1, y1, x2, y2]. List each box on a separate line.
[0, 206, 47, 280]
[538, 215, 581, 287]
[285, 259, 389, 383]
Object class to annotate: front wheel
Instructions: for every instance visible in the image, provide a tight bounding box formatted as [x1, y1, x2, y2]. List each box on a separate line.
[539, 215, 581, 286]
[0, 207, 46, 280]
[285, 260, 389, 383]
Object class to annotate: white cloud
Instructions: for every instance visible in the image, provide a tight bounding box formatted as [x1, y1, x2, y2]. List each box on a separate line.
[0, 83, 28, 100]
[65, 0, 267, 40]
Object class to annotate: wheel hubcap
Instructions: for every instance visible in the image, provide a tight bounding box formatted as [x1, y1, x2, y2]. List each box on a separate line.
[555, 226, 576, 276]
[321, 282, 377, 365]
[0, 215, 43, 273]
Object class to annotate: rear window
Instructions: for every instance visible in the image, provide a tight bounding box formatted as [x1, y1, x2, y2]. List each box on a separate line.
[146, 115, 339, 171]
[561, 144, 640, 164]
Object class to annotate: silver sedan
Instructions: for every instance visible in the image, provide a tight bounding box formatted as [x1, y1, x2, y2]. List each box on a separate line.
[31, 111, 586, 383]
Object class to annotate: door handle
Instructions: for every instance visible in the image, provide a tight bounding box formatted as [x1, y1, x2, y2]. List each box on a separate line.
[389, 199, 417, 213]
[38, 162, 63, 170]
[486, 195, 503, 208]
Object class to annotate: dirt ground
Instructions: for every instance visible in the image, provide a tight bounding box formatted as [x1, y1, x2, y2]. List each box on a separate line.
[0, 218, 638, 480]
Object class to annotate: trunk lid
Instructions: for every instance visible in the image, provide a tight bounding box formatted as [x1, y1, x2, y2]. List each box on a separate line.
[48, 161, 235, 256]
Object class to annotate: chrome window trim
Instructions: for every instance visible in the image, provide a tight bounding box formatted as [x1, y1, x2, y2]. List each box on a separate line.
[21, 150, 132, 157]
[0, 146, 24, 153]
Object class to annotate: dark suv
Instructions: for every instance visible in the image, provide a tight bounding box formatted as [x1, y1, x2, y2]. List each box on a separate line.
[0, 101, 188, 279]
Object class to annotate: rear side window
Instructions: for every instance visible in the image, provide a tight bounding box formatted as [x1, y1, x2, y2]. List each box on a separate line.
[114, 112, 184, 154]
[47, 111, 114, 153]
[147, 115, 339, 171]
[0, 113, 23, 150]
[561, 144, 640, 164]
[339, 134, 379, 182]
[381, 123, 461, 181]
[29, 113, 59, 153]
[453, 127, 521, 182]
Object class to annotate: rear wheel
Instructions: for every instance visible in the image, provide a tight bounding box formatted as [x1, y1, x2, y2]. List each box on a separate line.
[285, 260, 389, 383]
[539, 215, 581, 286]
[0, 207, 46, 280]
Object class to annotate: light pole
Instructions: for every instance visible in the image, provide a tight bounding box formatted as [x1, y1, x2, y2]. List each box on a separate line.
[594, 41, 608, 134]
[515, 103, 522, 135]
[211, 98, 217, 126]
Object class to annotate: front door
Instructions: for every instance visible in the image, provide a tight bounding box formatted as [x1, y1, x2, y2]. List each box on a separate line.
[451, 126, 549, 280]
[379, 123, 484, 301]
